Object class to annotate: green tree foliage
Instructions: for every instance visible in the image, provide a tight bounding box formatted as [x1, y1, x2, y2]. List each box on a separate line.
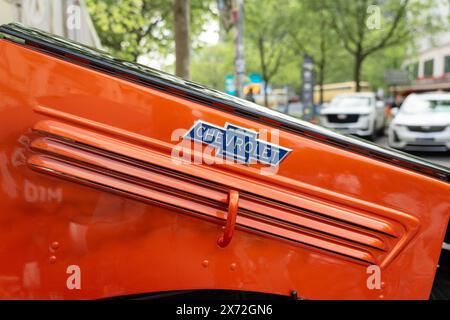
[191, 43, 233, 91]
[190, 40, 265, 92]
[319, 0, 444, 91]
[288, 1, 342, 103]
[244, 0, 294, 106]
[86, 0, 446, 100]
[86, 0, 215, 62]
[86, 0, 172, 61]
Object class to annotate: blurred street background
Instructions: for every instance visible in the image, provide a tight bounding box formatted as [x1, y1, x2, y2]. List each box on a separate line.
[376, 136, 450, 167]
[0, 0, 449, 167]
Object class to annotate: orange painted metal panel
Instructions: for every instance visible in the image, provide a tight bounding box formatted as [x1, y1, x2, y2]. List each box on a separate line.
[0, 31, 449, 300]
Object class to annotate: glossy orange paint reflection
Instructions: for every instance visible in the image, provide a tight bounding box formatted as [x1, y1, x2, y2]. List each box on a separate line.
[0, 38, 449, 300]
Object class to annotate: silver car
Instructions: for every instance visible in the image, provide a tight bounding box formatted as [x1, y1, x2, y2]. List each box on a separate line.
[320, 92, 386, 140]
[388, 92, 450, 152]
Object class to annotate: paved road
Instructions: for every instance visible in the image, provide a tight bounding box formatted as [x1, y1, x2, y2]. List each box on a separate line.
[375, 135, 450, 168]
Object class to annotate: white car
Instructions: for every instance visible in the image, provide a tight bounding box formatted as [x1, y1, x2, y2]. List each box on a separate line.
[388, 92, 450, 152]
[320, 92, 386, 140]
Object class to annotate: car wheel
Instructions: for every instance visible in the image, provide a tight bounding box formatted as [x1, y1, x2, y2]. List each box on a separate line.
[368, 122, 377, 141]
[377, 119, 386, 137]
[377, 124, 385, 137]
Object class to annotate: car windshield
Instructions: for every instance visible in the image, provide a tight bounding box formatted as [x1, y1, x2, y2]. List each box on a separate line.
[401, 95, 450, 114]
[330, 96, 371, 108]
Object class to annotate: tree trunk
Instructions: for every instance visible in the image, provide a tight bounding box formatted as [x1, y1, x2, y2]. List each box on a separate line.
[354, 53, 363, 92]
[319, 61, 325, 104]
[318, 15, 326, 105]
[263, 81, 269, 108]
[258, 36, 269, 108]
[174, 0, 190, 79]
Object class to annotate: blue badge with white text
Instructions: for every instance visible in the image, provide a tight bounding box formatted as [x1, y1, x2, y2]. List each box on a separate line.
[183, 121, 291, 166]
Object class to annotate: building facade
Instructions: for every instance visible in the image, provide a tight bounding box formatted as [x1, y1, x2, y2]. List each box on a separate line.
[0, 0, 101, 48]
[401, 0, 450, 94]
